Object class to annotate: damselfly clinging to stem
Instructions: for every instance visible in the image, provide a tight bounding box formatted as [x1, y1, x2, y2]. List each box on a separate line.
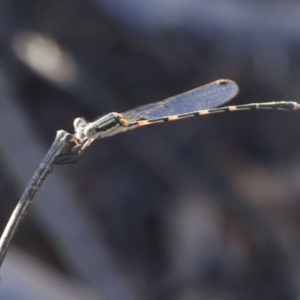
[57, 79, 300, 164]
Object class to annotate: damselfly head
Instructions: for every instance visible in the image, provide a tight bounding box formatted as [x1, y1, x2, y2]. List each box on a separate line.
[74, 118, 88, 140]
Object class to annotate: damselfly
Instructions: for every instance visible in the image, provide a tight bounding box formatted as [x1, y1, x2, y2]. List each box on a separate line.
[58, 79, 300, 163]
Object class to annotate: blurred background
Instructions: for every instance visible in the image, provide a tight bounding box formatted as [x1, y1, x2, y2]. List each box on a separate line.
[0, 0, 300, 299]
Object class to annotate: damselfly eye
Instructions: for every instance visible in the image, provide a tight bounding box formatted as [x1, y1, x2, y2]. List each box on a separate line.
[74, 117, 87, 128]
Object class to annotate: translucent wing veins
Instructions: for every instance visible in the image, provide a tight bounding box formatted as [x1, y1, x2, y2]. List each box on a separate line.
[122, 79, 239, 121]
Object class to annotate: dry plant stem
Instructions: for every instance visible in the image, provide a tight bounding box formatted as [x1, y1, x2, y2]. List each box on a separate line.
[0, 130, 73, 268]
